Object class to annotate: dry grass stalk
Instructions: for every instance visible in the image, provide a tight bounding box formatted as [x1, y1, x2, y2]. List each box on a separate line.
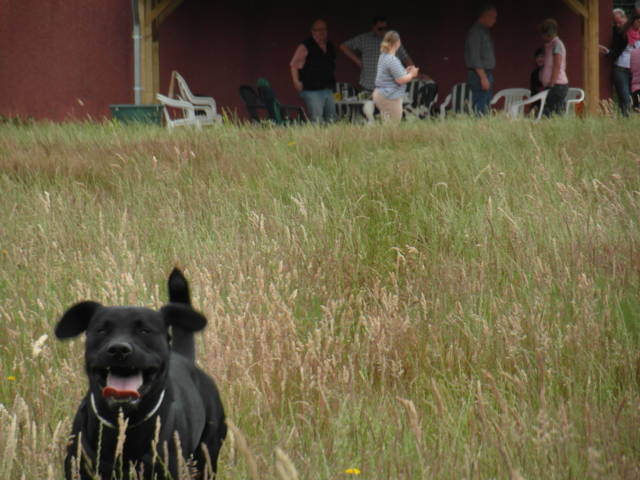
[397, 396, 423, 451]
[114, 409, 130, 460]
[275, 447, 299, 480]
[1, 413, 18, 477]
[430, 378, 445, 419]
[226, 419, 260, 480]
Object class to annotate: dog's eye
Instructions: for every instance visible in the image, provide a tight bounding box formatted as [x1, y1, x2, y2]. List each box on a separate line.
[137, 326, 152, 335]
[96, 326, 109, 334]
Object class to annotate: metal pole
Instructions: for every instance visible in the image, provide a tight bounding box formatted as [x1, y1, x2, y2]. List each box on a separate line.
[131, 0, 142, 105]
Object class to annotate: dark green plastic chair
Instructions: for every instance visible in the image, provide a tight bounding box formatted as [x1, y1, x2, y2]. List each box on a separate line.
[256, 78, 306, 124]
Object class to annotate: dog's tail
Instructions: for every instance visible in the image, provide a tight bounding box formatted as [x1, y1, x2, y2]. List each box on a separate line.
[168, 267, 197, 362]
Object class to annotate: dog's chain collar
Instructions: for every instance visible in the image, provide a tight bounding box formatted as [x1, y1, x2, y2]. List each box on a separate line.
[90, 390, 166, 430]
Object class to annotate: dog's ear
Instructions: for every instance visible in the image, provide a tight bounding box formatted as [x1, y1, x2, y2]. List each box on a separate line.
[161, 304, 207, 332]
[168, 268, 191, 305]
[55, 301, 102, 339]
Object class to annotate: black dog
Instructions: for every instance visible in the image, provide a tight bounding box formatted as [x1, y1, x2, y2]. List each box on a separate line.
[55, 269, 226, 479]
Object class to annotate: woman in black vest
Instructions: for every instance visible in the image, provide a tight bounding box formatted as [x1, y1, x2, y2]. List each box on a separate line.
[289, 19, 337, 123]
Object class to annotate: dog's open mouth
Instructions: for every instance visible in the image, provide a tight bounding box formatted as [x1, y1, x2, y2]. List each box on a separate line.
[94, 366, 160, 403]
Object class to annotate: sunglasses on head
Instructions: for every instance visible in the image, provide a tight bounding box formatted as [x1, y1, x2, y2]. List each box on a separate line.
[377, 26, 389, 32]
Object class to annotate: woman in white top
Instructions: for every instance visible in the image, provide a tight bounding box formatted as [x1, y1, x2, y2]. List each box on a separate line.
[372, 31, 419, 123]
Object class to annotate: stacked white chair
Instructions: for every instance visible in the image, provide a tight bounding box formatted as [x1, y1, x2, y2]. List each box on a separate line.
[156, 93, 202, 129]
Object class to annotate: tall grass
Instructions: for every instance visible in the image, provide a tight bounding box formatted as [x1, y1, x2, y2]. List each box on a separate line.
[0, 116, 639, 478]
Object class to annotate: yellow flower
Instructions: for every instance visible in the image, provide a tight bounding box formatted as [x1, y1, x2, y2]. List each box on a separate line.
[287, 141, 297, 147]
[7, 376, 16, 381]
[345, 468, 361, 475]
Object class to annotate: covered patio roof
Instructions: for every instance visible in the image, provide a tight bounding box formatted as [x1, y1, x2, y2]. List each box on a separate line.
[138, 0, 602, 114]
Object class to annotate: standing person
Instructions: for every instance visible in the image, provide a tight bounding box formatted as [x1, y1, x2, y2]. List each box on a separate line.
[340, 16, 415, 93]
[600, 8, 630, 115]
[539, 18, 569, 117]
[614, 13, 640, 116]
[289, 19, 337, 123]
[372, 31, 419, 123]
[631, 45, 640, 111]
[626, 13, 640, 48]
[464, 4, 497, 115]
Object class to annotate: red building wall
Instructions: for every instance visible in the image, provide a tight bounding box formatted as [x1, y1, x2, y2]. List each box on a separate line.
[0, 0, 132, 121]
[0, 0, 615, 121]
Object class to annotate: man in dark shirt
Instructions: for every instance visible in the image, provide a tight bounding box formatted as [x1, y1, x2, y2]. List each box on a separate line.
[464, 4, 497, 115]
[340, 16, 414, 92]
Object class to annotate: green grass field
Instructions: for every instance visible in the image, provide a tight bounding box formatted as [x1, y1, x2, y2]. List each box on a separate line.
[0, 116, 639, 479]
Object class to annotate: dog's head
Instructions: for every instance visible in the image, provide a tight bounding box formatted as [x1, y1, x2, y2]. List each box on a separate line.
[54, 300, 206, 411]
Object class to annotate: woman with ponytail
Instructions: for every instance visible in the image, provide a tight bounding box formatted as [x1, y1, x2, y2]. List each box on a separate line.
[372, 30, 419, 122]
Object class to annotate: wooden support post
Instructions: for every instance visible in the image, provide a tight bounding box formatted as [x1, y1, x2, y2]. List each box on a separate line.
[562, 0, 600, 115]
[138, 0, 154, 104]
[137, 0, 185, 104]
[152, 19, 160, 100]
[583, 0, 599, 115]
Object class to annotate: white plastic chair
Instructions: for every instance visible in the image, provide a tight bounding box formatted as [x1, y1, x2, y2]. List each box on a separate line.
[156, 93, 202, 129]
[490, 88, 531, 115]
[508, 89, 550, 121]
[335, 81, 358, 119]
[403, 79, 420, 106]
[439, 83, 472, 118]
[565, 87, 585, 114]
[171, 71, 222, 125]
[362, 100, 375, 123]
[335, 82, 357, 100]
[404, 79, 438, 119]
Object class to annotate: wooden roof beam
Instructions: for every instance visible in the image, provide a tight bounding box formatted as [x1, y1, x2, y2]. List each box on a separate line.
[563, 0, 587, 17]
[149, 0, 185, 25]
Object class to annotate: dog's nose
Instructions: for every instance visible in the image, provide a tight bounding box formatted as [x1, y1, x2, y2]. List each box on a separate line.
[107, 342, 133, 359]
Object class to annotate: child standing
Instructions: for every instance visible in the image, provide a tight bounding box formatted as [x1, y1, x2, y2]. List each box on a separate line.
[528, 48, 545, 115]
[530, 48, 545, 95]
[539, 19, 569, 117]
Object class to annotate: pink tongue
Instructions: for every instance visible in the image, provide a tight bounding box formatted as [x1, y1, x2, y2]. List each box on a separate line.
[103, 372, 143, 399]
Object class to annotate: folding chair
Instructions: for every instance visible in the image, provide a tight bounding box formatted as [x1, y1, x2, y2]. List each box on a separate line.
[490, 88, 531, 114]
[439, 83, 472, 118]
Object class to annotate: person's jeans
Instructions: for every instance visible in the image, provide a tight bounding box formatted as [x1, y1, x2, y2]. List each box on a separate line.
[467, 69, 494, 116]
[542, 84, 569, 117]
[300, 89, 336, 123]
[613, 66, 632, 116]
